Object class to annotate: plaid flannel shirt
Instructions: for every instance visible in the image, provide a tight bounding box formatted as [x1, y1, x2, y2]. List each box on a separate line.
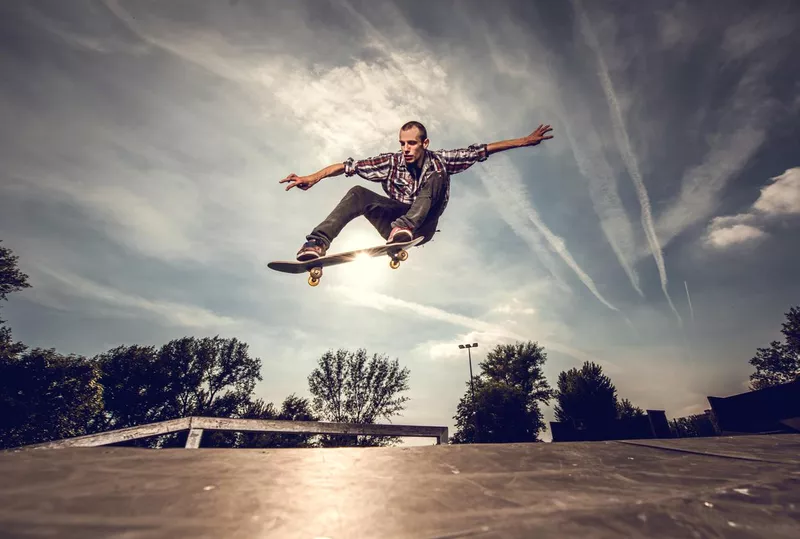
[343, 144, 489, 205]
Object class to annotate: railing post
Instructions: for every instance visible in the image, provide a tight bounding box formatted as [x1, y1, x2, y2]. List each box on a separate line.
[185, 429, 204, 449]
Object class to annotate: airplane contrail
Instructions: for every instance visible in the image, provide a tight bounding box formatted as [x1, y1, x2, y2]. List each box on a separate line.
[554, 99, 644, 297]
[572, 0, 682, 326]
[474, 156, 620, 312]
[684, 281, 695, 323]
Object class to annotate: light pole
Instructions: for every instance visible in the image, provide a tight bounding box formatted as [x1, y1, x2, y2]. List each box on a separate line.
[458, 342, 479, 442]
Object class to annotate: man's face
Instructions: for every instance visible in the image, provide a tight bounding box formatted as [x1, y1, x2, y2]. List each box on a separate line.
[399, 127, 428, 167]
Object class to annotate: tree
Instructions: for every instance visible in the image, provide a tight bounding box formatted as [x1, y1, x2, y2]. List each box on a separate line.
[616, 398, 645, 420]
[0, 348, 104, 449]
[158, 335, 262, 419]
[451, 341, 553, 444]
[93, 344, 171, 432]
[93, 336, 263, 447]
[554, 361, 619, 432]
[0, 240, 31, 323]
[237, 394, 319, 448]
[452, 379, 535, 444]
[749, 305, 800, 390]
[480, 342, 554, 406]
[307, 348, 410, 447]
[0, 325, 26, 362]
[669, 411, 720, 438]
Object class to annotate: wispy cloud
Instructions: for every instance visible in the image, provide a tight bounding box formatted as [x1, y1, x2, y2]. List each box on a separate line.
[329, 285, 602, 367]
[28, 265, 241, 329]
[653, 8, 793, 251]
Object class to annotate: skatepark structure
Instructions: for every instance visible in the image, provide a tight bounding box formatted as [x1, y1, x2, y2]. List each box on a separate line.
[2, 429, 798, 538]
[2, 381, 799, 537]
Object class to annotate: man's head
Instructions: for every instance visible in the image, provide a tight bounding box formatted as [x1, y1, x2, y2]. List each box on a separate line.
[399, 121, 429, 167]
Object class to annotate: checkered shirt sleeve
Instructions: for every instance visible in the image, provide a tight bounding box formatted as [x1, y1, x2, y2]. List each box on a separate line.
[434, 144, 489, 174]
[343, 153, 394, 181]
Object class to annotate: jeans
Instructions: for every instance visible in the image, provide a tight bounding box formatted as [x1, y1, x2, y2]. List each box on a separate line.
[307, 170, 448, 248]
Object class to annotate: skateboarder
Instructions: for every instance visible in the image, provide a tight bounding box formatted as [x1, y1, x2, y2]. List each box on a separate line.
[280, 121, 554, 261]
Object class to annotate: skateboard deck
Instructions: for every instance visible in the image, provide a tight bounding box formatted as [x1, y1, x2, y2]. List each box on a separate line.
[268, 237, 424, 286]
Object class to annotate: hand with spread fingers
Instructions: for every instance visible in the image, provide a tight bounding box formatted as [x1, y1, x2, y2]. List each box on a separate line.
[524, 124, 554, 146]
[279, 173, 319, 191]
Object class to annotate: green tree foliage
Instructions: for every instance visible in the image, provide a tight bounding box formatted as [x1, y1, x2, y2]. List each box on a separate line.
[0, 240, 31, 323]
[0, 325, 26, 361]
[237, 394, 319, 448]
[554, 361, 619, 430]
[307, 348, 410, 447]
[669, 411, 720, 438]
[749, 305, 800, 390]
[0, 348, 104, 449]
[452, 341, 553, 444]
[480, 342, 554, 405]
[158, 335, 262, 418]
[553, 362, 646, 440]
[93, 336, 262, 447]
[616, 398, 645, 420]
[452, 378, 534, 443]
[0, 242, 103, 450]
[93, 344, 171, 431]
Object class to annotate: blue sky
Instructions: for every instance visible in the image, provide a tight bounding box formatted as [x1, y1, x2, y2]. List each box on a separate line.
[1, 0, 799, 443]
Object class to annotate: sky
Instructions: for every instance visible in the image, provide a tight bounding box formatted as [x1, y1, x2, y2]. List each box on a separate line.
[1, 0, 799, 444]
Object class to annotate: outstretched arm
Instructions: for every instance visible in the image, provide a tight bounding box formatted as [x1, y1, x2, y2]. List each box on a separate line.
[437, 124, 554, 175]
[280, 153, 393, 192]
[487, 124, 553, 155]
[280, 162, 345, 191]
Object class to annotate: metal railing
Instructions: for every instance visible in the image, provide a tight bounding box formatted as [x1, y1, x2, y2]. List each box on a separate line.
[17, 417, 449, 449]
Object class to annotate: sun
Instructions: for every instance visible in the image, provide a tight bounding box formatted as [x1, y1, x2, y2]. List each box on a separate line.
[334, 231, 388, 291]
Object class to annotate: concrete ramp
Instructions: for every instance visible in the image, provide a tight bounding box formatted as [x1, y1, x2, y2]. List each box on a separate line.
[1, 434, 799, 538]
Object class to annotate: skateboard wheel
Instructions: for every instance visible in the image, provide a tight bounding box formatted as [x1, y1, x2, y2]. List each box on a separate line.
[398, 250, 408, 261]
[389, 259, 400, 269]
[310, 267, 323, 279]
[308, 276, 320, 286]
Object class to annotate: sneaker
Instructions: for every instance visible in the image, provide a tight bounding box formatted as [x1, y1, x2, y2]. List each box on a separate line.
[296, 239, 327, 261]
[387, 226, 413, 244]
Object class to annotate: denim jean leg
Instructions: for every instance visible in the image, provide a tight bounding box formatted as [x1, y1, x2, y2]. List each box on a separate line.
[307, 186, 406, 248]
[364, 200, 411, 240]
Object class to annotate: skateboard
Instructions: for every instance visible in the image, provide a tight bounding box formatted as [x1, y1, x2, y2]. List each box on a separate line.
[268, 237, 424, 287]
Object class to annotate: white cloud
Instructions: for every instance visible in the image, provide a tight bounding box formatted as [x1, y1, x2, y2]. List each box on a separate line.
[704, 167, 800, 249]
[752, 168, 800, 216]
[706, 223, 766, 249]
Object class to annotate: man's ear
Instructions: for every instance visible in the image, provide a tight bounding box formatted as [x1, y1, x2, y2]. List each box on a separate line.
[423, 138, 430, 149]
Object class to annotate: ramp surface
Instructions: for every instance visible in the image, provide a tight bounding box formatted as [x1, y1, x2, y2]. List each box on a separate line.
[1, 434, 799, 538]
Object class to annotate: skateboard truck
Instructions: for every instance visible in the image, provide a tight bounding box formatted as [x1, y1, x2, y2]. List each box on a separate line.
[308, 266, 323, 286]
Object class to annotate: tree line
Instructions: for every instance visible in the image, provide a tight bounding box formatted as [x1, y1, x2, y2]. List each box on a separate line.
[1, 240, 798, 449]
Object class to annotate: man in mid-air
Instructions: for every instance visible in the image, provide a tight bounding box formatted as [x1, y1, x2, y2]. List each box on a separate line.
[280, 121, 553, 261]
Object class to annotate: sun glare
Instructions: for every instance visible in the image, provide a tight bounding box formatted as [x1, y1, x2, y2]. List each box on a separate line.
[335, 232, 388, 291]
